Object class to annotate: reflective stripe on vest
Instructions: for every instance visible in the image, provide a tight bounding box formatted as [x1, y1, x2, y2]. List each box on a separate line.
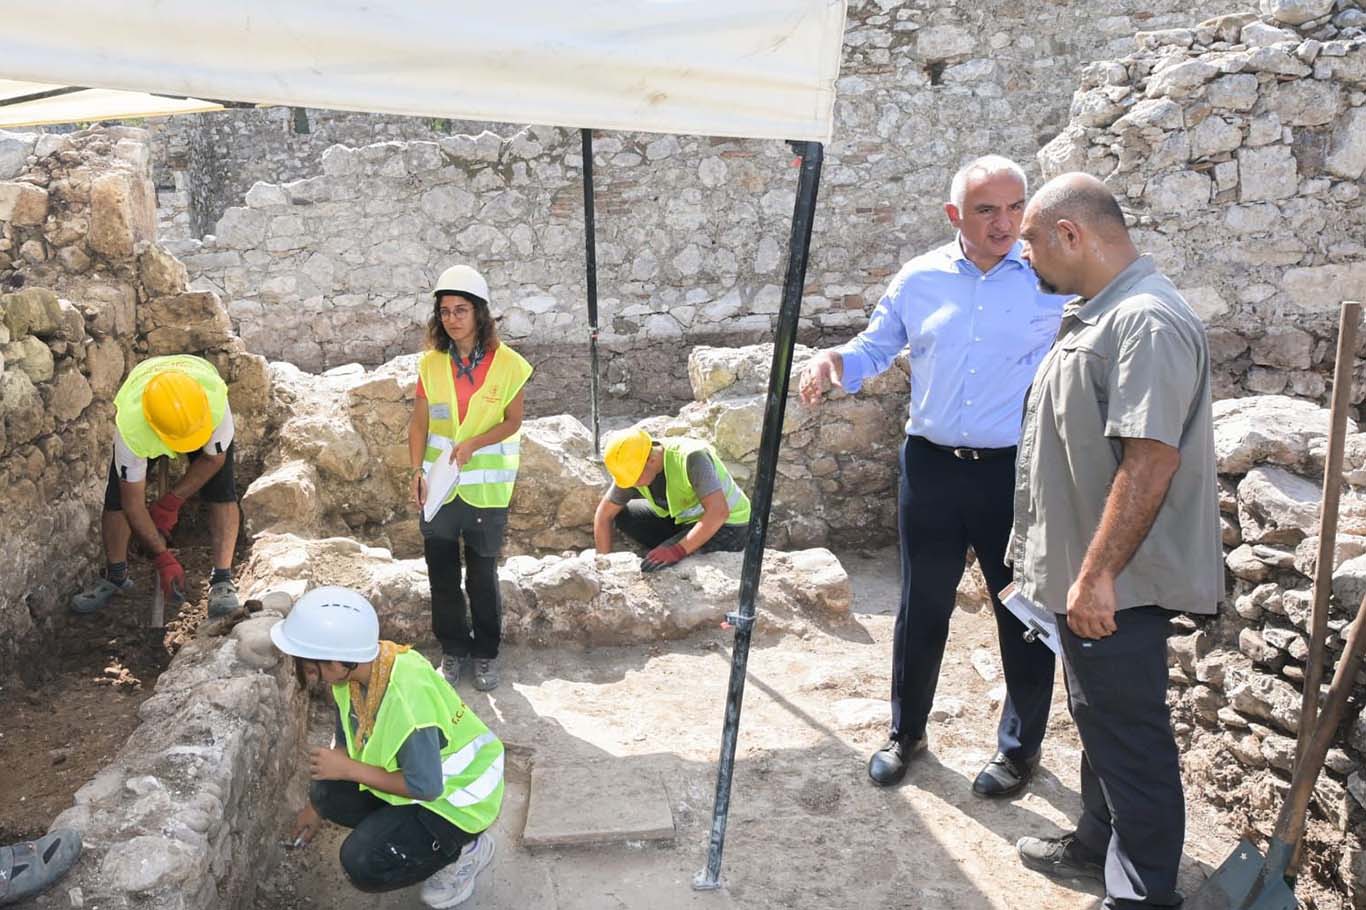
[442, 731, 505, 808]
[639, 439, 751, 527]
[417, 345, 532, 509]
[333, 650, 504, 833]
[112, 355, 229, 460]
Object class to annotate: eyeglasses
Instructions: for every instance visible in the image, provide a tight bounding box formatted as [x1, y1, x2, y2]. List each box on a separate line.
[439, 306, 473, 319]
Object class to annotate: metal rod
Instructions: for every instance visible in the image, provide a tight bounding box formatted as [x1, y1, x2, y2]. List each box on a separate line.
[581, 128, 602, 455]
[694, 139, 824, 892]
[1289, 298, 1361, 874]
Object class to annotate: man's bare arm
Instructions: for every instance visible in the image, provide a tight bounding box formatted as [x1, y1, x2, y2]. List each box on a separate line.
[1067, 437, 1181, 639]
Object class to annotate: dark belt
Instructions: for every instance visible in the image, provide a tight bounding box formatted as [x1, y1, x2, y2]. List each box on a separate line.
[912, 436, 1016, 461]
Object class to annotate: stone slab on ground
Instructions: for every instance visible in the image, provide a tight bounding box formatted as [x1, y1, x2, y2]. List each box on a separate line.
[523, 761, 677, 847]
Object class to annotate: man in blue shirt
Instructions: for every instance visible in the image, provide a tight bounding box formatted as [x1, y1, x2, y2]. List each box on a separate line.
[799, 155, 1066, 797]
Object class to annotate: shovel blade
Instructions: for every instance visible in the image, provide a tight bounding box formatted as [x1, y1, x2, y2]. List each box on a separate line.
[1186, 839, 1298, 910]
[1186, 840, 1264, 910]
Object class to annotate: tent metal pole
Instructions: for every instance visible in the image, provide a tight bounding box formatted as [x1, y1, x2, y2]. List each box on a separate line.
[581, 127, 602, 455]
[693, 138, 824, 892]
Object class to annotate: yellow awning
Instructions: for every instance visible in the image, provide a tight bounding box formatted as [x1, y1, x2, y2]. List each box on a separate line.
[0, 80, 222, 129]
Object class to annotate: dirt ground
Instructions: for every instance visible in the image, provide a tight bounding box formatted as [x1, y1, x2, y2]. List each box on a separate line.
[0, 505, 227, 845]
[253, 547, 1251, 910]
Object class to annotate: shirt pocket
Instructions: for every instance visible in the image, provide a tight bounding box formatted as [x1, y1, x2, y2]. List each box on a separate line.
[1047, 338, 1109, 425]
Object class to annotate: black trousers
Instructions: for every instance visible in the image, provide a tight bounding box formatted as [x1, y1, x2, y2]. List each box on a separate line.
[1061, 606, 1184, 909]
[309, 779, 474, 893]
[613, 499, 747, 552]
[421, 498, 507, 659]
[891, 436, 1055, 761]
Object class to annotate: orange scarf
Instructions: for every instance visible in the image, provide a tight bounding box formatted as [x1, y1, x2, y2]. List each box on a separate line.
[350, 640, 411, 752]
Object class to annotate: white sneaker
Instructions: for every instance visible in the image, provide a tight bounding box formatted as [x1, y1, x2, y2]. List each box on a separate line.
[420, 833, 495, 908]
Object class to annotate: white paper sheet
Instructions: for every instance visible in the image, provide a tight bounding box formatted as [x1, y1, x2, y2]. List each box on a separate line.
[423, 447, 461, 524]
[998, 582, 1060, 655]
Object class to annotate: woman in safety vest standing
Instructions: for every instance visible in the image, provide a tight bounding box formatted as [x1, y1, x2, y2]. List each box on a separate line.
[408, 265, 532, 692]
[272, 586, 503, 908]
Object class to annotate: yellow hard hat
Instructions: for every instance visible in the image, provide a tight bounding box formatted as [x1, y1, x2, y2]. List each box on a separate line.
[603, 428, 653, 488]
[142, 370, 213, 453]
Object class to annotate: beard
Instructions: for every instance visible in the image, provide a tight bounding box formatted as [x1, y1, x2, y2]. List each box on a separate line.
[1036, 274, 1061, 295]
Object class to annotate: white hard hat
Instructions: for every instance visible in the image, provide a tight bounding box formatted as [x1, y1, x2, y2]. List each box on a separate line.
[269, 586, 381, 663]
[432, 265, 490, 303]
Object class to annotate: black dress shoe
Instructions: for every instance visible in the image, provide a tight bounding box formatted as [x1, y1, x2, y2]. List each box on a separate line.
[972, 751, 1040, 798]
[867, 735, 928, 786]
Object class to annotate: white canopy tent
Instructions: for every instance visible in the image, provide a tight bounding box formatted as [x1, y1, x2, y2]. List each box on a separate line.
[1, 0, 846, 891]
[2, 0, 844, 141]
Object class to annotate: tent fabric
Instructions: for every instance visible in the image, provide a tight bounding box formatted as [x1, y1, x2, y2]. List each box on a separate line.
[0, 81, 222, 128]
[1, 1, 846, 142]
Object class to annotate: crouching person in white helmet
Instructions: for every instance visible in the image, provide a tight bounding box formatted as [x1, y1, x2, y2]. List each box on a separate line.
[270, 586, 503, 908]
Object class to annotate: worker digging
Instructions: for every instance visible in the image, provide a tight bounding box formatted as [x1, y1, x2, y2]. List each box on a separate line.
[71, 354, 242, 619]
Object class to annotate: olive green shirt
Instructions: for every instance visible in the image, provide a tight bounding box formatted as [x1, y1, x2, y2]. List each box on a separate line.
[1008, 256, 1221, 616]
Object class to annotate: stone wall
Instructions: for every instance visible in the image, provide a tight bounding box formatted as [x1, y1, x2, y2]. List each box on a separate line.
[0, 126, 271, 683]
[157, 0, 1243, 418]
[238, 341, 909, 557]
[1172, 394, 1366, 907]
[1040, 3, 1366, 416]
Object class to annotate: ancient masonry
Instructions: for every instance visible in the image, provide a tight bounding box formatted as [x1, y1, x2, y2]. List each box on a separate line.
[1, 0, 1366, 907]
[151, 0, 1254, 418]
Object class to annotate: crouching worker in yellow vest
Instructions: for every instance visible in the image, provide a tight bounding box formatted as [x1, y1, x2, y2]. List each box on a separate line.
[408, 265, 532, 693]
[271, 586, 503, 908]
[593, 429, 752, 572]
[72, 354, 241, 617]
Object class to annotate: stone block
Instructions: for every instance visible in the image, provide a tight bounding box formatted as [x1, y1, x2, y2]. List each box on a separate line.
[1325, 107, 1366, 179]
[1237, 465, 1322, 546]
[0, 130, 35, 179]
[242, 460, 322, 535]
[2, 334, 54, 382]
[0, 366, 44, 445]
[1282, 262, 1366, 314]
[138, 244, 189, 297]
[1260, 0, 1334, 26]
[1213, 395, 1350, 474]
[1251, 326, 1313, 369]
[88, 173, 150, 259]
[141, 291, 234, 353]
[1145, 170, 1212, 212]
[1238, 145, 1299, 202]
[1, 287, 63, 338]
[45, 363, 93, 422]
[523, 763, 674, 847]
[0, 181, 48, 226]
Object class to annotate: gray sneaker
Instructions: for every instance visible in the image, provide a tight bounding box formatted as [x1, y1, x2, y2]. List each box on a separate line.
[440, 654, 463, 687]
[420, 833, 494, 908]
[472, 658, 499, 692]
[1017, 833, 1105, 882]
[0, 828, 83, 904]
[72, 576, 134, 614]
[207, 580, 240, 617]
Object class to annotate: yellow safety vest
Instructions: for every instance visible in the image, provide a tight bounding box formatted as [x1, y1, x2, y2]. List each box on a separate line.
[333, 650, 504, 833]
[417, 344, 532, 509]
[639, 439, 751, 526]
[112, 355, 229, 459]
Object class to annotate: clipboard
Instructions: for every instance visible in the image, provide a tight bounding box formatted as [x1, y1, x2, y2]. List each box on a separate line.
[998, 581, 1060, 655]
[422, 439, 461, 523]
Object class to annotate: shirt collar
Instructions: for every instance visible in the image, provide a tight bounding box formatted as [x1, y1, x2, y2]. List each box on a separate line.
[1072, 255, 1156, 325]
[949, 234, 1026, 273]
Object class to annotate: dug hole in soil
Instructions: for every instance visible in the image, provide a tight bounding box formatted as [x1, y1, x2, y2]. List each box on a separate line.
[0, 502, 241, 845]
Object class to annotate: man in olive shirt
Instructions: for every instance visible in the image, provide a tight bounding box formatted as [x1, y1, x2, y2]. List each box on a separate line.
[1009, 173, 1220, 910]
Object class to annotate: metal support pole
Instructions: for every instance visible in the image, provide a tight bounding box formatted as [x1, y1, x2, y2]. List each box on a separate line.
[693, 139, 824, 892]
[581, 128, 602, 455]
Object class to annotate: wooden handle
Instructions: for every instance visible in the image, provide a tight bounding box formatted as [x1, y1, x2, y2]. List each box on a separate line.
[1276, 599, 1366, 850]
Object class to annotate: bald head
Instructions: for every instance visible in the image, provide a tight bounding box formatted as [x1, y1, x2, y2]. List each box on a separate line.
[1019, 172, 1140, 299]
[1029, 173, 1129, 241]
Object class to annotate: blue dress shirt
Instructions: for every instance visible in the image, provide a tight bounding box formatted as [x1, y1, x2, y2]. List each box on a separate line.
[837, 238, 1067, 449]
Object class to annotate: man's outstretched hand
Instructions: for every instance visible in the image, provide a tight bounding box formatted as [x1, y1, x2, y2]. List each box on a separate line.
[642, 543, 688, 572]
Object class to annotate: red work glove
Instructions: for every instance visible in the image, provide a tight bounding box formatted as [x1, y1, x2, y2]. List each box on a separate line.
[152, 550, 186, 603]
[641, 543, 689, 573]
[148, 491, 185, 540]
